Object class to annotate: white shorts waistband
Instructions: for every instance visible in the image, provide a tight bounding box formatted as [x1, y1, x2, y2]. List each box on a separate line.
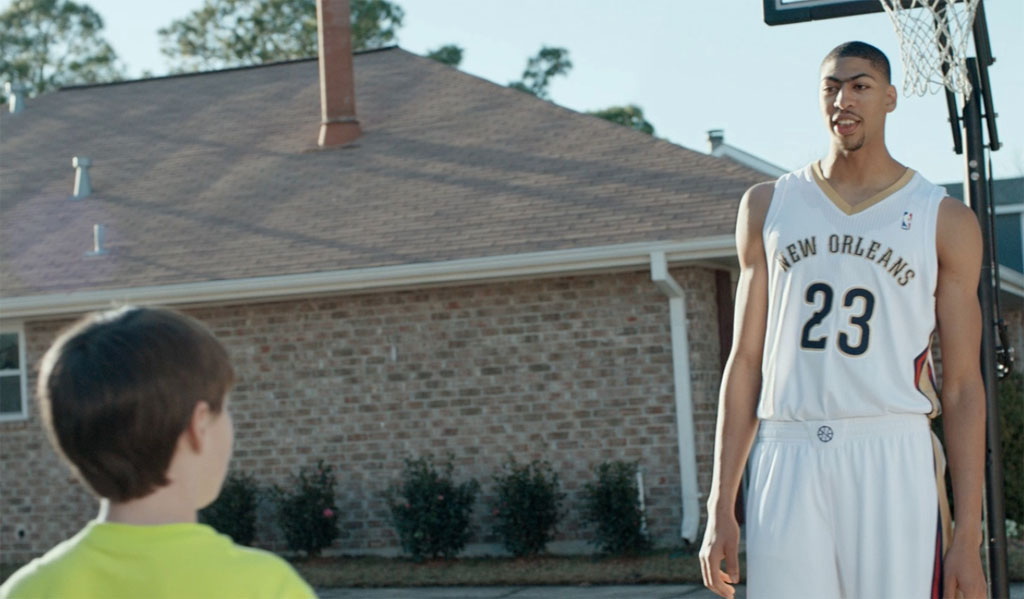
[757, 413, 929, 443]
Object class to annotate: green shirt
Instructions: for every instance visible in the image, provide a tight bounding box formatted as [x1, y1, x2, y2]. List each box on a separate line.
[0, 520, 315, 599]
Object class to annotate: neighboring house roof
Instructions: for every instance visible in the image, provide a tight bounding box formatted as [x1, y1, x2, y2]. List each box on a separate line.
[942, 176, 1023, 207]
[1, 47, 766, 309]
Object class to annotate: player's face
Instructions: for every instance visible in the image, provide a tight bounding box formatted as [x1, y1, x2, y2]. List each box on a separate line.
[819, 57, 896, 152]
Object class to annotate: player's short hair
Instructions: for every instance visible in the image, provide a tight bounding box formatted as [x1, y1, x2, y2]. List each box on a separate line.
[37, 306, 235, 502]
[822, 41, 892, 83]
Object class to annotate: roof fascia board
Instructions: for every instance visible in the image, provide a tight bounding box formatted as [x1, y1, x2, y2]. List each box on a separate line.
[710, 145, 787, 177]
[0, 236, 735, 319]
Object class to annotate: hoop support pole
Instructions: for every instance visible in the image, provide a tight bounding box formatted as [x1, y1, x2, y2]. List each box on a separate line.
[972, 0, 1000, 151]
[933, 3, 963, 154]
[962, 57, 1009, 599]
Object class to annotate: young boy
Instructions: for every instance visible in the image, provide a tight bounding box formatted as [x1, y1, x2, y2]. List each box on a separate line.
[0, 306, 316, 598]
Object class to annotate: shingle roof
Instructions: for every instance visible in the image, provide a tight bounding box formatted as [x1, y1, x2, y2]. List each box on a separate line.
[0, 48, 767, 299]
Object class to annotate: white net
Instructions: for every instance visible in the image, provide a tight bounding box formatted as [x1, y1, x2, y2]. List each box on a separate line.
[878, 0, 980, 96]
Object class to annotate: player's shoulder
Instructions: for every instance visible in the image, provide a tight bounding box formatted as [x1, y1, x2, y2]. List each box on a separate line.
[739, 181, 777, 223]
[937, 196, 981, 237]
[935, 196, 982, 265]
[937, 195, 977, 220]
[740, 164, 811, 214]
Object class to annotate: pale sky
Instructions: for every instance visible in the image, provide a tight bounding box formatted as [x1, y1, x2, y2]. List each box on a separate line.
[9, 0, 1024, 185]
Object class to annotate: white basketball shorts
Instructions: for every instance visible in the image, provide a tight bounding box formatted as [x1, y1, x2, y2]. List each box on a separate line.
[745, 413, 942, 599]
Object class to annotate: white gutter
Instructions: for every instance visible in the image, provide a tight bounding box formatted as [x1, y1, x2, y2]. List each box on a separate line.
[0, 236, 735, 319]
[649, 251, 700, 543]
[999, 265, 1024, 299]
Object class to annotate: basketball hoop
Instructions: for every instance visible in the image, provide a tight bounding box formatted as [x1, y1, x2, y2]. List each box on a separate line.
[877, 0, 980, 97]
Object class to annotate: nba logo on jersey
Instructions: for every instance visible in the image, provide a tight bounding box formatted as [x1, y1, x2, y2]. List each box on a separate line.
[901, 211, 913, 230]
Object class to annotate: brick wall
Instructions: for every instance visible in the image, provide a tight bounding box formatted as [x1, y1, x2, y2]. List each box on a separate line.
[0, 267, 725, 564]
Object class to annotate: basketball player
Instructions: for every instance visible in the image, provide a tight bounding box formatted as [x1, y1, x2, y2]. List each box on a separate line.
[698, 42, 987, 599]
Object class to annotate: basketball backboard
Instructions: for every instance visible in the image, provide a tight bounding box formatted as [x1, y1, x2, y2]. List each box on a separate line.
[763, 0, 886, 25]
[763, 0, 970, 26]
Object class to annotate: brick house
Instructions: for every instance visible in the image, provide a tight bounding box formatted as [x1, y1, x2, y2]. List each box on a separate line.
[3, 14, 1020, 568]
[0, 17, 777, 559]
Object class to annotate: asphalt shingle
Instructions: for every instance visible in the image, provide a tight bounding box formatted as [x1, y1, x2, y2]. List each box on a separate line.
[0, 48, 768, 298]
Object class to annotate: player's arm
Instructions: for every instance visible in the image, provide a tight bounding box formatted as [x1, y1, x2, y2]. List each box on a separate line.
[699, 182, 772, 599]
[934, 197, 987, 599]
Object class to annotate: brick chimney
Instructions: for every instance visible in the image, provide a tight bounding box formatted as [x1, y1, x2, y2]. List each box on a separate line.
[316, 0, 361, 147]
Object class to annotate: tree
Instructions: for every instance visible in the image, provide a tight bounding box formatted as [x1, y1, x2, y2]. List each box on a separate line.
[425, 44, 462, 68]
[158, 0, 404, 72]
[589, 104, 655, 136]
[0, 0, 122, 97]
[508, 46, 571, 100]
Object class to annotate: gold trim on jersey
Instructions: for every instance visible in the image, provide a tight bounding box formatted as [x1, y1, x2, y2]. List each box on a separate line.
[914, 339, 942, 418]
[811, 162, 916, 215]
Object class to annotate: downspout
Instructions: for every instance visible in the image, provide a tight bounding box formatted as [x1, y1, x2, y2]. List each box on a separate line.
[650, 251, 700, 543]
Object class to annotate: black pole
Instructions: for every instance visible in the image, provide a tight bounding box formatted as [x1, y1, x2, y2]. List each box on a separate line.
[932, 3, 963, 154]
[962, 57, 1009, 599]
[972, 1, 1000, 152]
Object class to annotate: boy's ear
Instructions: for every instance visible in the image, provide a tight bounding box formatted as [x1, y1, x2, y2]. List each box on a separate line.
[185, 401, 213, 452]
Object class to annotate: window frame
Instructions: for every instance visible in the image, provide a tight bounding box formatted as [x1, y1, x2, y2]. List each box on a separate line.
[0, 322, 29, 422]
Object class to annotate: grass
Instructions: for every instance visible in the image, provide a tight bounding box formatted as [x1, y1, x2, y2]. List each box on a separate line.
[294, 547, 708, 588]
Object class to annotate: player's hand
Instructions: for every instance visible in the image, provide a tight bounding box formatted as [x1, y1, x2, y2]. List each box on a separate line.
[699, 510, 741, 599]
[942, 536, 986, 599]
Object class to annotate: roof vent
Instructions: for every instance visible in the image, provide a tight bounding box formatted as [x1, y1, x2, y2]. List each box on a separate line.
[707, 129, 725, 152]
[85, 224, 107, 256]
[72, 156, 92, 198]
[4, 82, 26, 114]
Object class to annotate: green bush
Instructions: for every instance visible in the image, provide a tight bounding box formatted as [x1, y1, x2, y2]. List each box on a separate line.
[999, 371, 1023, 525]
[199, 471, 259, 546]
[933, 370, 1023, 527]
[491, 458, 564, 557]
[581, 460, 651, 555]
[272, 460, 340, 557]
[387, 455, 480, 561]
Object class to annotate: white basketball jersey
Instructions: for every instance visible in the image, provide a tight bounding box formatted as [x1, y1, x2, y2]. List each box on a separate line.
[758, 162, 946, 421]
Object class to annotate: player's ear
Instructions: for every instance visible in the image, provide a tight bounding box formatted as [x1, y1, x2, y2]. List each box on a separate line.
[184, 401, 213, 452]
[886, 84, 897, 113]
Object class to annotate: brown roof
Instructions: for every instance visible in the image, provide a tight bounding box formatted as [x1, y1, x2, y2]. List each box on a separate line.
[0, 48, 767, 299]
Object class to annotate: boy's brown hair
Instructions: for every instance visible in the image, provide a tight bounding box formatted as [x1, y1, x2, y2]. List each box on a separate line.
[37, 306, 235, 502]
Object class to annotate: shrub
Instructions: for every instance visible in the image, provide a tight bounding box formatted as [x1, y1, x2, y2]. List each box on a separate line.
[491, 458, 565, 557]
[272, 460, 340, 557]
[199, 470, 259, 546]
[387, 455, 480, 561]
[934, 370, 1023, 526]
[999, 371, 1023, 525]
[581, 460, 651, 555]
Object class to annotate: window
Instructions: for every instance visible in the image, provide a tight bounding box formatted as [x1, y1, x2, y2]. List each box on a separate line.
[0, 326, 28, 421]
